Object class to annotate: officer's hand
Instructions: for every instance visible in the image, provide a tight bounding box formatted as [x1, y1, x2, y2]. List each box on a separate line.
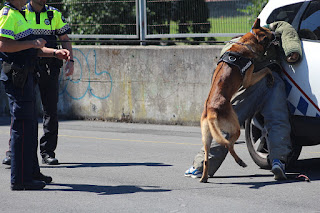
[64, 60, 74, 77]
[55, 49, 70, 61]
[33, 38, 47, 49]
[287, 52, 300, 63]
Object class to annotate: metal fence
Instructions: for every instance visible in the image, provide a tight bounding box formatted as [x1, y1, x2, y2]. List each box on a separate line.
[46, 0, 265, 41]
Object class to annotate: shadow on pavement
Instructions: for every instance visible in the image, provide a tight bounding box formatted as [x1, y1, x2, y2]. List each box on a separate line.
[288, 157, 320, 181]
[208, 158, 320, 189]
[0, 117, 10, 126]
[212, 174, 274, 179]
[41, 162, 172, 169]
[46, 183, 171, 195]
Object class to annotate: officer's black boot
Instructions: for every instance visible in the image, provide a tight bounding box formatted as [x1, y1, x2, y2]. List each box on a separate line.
[33, 172, 53, 184]
[11, 180, 46, 191]
[2, 151, 11, 165]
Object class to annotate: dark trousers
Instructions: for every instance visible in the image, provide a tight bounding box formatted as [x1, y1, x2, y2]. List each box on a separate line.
[37, 66, 60, 158]
[3, 72, 40, 184]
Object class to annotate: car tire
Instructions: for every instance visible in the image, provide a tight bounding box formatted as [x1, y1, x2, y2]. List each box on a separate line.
[245, 112, 302, 169]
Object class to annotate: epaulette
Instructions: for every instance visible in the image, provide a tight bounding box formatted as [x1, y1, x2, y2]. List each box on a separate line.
[48, 5, 60, 12]
[2, 7, 10, 16]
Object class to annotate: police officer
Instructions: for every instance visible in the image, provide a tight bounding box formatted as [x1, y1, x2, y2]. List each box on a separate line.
[0, 0, 70, 190]
[2, 0, 74, 166]
[26, 0, 74, 165]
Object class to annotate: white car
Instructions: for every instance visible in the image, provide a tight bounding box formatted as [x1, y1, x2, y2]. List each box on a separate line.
[245, 0, 320, 168]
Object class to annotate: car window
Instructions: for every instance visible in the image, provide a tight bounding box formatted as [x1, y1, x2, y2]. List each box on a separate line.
[266, 2, 303, 24]
[299, 1, 320, 40]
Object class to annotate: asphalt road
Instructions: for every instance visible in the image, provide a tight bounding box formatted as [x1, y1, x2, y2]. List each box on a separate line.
[0, 117, 320, 213]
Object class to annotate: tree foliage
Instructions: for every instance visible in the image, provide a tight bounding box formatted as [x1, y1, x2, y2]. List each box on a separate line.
[239, 0, 268, 24]
[49, 0, 137, 35]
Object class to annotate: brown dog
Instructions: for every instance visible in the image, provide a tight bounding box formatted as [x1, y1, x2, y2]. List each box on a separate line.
[200, 18, 275, 183]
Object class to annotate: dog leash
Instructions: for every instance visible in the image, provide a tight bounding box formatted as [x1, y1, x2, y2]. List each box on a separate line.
[296, 174, 311, 182]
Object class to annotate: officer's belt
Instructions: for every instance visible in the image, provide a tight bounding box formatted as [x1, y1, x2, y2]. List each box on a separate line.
[2, 61, 34, 74]
[218, 51, 253, 76]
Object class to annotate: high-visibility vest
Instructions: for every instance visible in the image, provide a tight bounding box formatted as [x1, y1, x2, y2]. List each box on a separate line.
[24, 3, 71, 48]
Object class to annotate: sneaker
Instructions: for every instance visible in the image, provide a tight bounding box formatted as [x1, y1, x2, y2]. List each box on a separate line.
[271, 159, 287, 180]
[184, 166, 202, 178]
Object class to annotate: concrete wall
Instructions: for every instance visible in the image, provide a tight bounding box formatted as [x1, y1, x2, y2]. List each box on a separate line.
[0, 45, 224, 126]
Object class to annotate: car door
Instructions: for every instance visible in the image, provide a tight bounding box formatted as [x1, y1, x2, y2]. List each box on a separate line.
[281, 0, 320, 118]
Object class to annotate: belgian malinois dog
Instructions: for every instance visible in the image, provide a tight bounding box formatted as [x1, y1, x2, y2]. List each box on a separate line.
[200, 18, 276, 183]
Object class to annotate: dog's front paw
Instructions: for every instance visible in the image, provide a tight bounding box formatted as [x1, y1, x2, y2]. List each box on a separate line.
[237, 159, 247, 168]
[200, 177, 208, 183]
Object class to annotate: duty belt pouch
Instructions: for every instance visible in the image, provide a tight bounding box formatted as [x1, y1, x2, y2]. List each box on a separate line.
[11, 63, 28, 89]
[38, 58, 63, 71]
[2, 61, 12, 74]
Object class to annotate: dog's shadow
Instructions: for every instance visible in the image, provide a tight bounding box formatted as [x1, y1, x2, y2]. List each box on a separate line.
[209, 158, 320, 189]
[41, 162, 172, 169]
[45, 183, 171, 195]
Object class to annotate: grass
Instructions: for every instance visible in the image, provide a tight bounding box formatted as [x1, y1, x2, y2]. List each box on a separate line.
[156, 16, 252, 42]
[208, 16, 252, 34]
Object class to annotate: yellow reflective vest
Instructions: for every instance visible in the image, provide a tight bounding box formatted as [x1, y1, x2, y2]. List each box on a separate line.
[24, 3, 71, 48]
[0, 3, 33, 41]
[0, 2, 38, 68]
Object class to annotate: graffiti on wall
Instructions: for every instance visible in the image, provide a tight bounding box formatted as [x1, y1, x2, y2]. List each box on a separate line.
[59, 49, 112, 100]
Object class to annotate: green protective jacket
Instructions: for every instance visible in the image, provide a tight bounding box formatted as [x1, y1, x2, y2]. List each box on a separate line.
[220, 21, 302, 72]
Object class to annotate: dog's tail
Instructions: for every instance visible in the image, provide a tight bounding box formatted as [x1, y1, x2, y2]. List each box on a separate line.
[207, 114, 247, 168]
[207, 115, 230, 147]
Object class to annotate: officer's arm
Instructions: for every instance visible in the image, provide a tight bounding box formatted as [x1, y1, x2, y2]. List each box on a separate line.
[37, 47, 70, 61]
[0, 37, 46, 52]
[58, 34, 74, 76]
[59, 34, 73, 61]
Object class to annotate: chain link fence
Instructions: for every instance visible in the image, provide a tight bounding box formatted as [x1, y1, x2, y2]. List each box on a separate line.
[1, 0, 268, 42]
[48, 0, 139, 39]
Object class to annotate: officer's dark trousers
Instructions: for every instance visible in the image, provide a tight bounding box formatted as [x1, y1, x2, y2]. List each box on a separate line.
[3, 72, 40, 184]
[37, 66, 60, 158]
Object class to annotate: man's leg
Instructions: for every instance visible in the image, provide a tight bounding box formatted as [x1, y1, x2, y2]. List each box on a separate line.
[2, 117, 12, 165]
[189, 141, 228, 177]
[4, 73, 46, 190]
[38, 67, 60, 165]
[260, 73, 291, 180]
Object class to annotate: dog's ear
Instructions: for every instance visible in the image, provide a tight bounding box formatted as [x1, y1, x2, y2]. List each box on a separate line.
[252, 18, 261, 29]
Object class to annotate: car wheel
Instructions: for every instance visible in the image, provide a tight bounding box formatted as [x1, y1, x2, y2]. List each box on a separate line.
[245, 112, 302, 169]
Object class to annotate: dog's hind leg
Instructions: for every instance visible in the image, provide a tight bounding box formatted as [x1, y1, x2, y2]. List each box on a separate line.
[200, 117, 213, 183]
[221, 109, 247, 168]
[228, 136, 247, 168]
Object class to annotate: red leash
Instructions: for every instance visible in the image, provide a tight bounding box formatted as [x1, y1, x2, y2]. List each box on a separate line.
[295, 174, 311, 182]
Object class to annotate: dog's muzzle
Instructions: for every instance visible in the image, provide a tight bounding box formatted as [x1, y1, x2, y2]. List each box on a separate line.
[266, 32, 279, 49]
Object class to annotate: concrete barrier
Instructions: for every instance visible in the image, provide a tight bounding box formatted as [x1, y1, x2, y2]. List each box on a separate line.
[0, 45, 224, 126]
